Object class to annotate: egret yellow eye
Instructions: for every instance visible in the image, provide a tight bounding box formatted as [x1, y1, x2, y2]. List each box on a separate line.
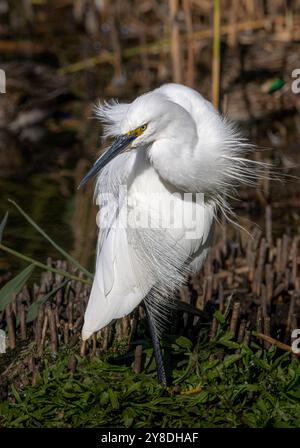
[127, 124, 148, 137]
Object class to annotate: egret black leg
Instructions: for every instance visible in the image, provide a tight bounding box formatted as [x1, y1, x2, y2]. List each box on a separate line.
[145, 303, 167, 386]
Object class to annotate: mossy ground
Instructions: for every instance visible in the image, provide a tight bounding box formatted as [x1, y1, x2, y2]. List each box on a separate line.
[1, 326, 299, 428]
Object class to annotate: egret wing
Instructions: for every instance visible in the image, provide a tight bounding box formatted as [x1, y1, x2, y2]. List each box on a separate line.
[82, 211, 153, 339]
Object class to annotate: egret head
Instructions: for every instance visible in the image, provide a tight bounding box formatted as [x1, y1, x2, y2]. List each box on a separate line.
[78, 91, 196, 189]
[121, 92, 196, 146]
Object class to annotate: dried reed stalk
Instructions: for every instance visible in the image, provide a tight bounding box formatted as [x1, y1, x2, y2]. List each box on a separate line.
[183, 0, 194, 87]
[212, 0, 221, 110]
[169, 0, 182, 83]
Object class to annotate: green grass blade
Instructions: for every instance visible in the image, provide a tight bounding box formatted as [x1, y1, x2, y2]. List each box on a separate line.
[0, 211, 8, 243]
[26, 279, 70, 323]
[0, 243, 92, 285]
[0, 264, 35, 311]
[8, 199, 93, 279]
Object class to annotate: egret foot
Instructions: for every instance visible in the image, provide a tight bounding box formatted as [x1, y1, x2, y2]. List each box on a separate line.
[145, 304, 167, 386]
[180, 386, 203, 395]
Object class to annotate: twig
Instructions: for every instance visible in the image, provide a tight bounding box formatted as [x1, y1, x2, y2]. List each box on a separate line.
[230, 302, 240, 336]
[48, 306, 58, 353]
[253, 332, 300, 356]
[19, 303, 27, 341]
[134, 345, 143, 374]
[6, 304, 16, 349]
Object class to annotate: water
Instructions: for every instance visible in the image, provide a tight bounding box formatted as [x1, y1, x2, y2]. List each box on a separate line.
[1, 173, 73, 272]
[0, 135, 98, 279]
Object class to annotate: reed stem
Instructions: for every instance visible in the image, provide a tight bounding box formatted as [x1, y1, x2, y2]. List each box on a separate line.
[212, 0, 221, 110]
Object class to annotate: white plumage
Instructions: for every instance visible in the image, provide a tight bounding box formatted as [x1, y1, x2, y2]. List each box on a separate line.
[81, 83, 258, 340]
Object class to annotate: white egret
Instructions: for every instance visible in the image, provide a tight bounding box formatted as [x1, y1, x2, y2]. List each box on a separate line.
[78, 83, 259, 384]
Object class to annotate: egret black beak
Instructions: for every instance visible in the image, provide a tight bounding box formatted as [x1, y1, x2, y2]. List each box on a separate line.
[78, 134, 137, 189]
